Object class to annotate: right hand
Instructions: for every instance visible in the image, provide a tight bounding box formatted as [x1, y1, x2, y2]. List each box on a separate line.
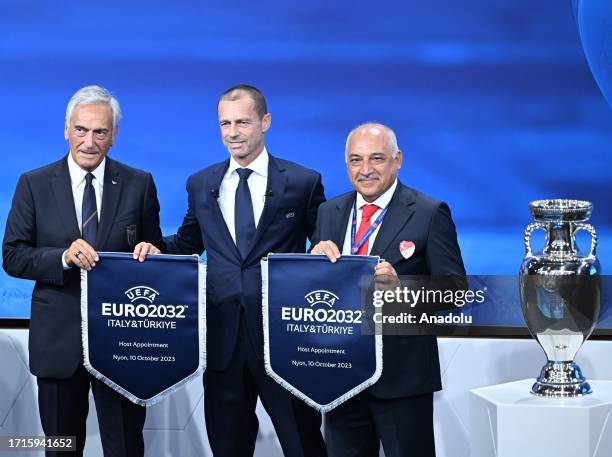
[311, 240, 341, 263]
[64, 239, 98, 270]
[132, 242, 161, 262]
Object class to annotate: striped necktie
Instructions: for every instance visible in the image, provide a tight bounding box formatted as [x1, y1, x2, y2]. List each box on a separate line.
[82, 172, 98, 246]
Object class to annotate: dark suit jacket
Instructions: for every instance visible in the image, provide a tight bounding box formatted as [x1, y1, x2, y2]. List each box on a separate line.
[165, 154, 325, 371]
[311, 181, 465, 399]
[2, 156, 164, 379]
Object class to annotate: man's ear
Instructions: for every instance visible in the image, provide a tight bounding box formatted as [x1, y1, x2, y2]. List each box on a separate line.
[111, 125, 119, 146]
[262, 113, 271, 133]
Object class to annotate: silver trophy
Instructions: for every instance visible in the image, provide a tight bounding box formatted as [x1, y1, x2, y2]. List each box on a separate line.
[520, 199, 600, 397]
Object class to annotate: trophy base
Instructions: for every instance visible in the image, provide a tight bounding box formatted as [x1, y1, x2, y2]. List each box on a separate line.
[531, 361, 592, 397]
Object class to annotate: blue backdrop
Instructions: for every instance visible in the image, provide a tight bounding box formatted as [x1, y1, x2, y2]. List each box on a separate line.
[1, 0, 611, 319]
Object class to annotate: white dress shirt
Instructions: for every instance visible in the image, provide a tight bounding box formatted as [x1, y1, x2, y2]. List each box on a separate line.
[62, 154, 105, 268]
[341, 179, 398, 255]
[218, 147, 269, 244]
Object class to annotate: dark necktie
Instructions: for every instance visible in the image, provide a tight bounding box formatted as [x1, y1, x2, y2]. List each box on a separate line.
[82, 172, 98, 246]
[356, 204, 379, 255]
[235, 168, 255, 258]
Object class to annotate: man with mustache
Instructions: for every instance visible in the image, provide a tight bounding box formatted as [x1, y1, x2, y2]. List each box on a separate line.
[136, 84, 327, 456]
[3, 85, 164, 456]
[311, 123, 466, 457]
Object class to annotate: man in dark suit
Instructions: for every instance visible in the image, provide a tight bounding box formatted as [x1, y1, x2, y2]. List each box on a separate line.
[311, 123, 466, 457]
[2, 85, 164, 457]
[136, 84, 327, 456]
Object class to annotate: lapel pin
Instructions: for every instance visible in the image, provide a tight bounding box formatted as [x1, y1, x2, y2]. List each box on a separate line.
[399, 240, 415, 259]
[112, 179, 118, 185]
[285, 212, 295, 219]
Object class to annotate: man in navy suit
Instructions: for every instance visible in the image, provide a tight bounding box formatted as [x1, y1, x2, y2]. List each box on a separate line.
[311, 123, 466, 457]
[2, 86, 164, 456]
[136, 85, 327, 456]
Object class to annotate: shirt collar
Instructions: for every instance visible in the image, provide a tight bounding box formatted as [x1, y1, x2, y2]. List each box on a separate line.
[356, 179, 398, 210]
[227, 147, 269, 178]
[67, 154, 106, 187]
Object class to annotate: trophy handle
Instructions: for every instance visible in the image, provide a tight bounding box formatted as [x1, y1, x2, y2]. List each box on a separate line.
[524, 222, 547, 256]
[574, 223, 597, 257]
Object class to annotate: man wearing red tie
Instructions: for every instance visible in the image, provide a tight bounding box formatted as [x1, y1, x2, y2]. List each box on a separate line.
[311, 123, 466, 457]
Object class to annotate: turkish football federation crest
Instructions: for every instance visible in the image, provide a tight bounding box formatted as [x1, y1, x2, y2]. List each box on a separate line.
[399, 240, 415, 259]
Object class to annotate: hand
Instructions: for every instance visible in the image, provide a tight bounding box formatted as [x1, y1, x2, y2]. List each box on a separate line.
[64, 239, 98, 271]
[133, 242, 161, 262]
[374, 261, 400, 289]
[311, 240, 341, 263]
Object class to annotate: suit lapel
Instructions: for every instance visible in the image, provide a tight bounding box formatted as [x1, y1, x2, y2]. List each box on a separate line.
[51, 157, 81, 241]
[370, 183, 416, 256]
[96, 159, 122, 249]
[332, 193, 356, 249]
[246, 155, 286, 259]
[210, 160, 242, 261]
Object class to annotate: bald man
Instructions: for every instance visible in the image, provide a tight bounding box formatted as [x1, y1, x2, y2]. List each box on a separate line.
[311, 123, 466, 457]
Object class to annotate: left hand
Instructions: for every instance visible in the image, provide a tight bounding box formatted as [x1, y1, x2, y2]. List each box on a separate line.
[374, 261, 400, 289]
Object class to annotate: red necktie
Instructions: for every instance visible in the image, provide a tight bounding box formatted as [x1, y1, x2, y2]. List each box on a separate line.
[355, 204, 380, 255]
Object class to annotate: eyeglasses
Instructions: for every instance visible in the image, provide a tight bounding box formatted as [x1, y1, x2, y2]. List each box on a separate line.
[72, 126, 111, 141]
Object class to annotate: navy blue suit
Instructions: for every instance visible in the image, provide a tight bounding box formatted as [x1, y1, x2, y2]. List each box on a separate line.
[311, 182, 466, 457]
[3, 156, 164, 457]
[165, 154, 327, 457]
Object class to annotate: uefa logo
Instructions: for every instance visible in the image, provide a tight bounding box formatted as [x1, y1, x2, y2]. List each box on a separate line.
[124, 286, 159, 303]
[304, 290, 339, 308]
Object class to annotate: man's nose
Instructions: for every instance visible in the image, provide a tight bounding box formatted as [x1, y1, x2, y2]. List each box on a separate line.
[360, 160, 373, 176]
[83, 131, 95, 148]
[228, 123, 239, 137]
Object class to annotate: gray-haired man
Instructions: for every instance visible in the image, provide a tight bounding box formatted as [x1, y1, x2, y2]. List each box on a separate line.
[3, 85, 164, 456]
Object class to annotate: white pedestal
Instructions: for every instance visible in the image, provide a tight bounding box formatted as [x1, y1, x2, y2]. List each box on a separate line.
[470, 379, 612, 457]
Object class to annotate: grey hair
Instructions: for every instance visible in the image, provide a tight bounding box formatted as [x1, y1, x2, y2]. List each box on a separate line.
[65, 85, 122, 128]
[344, 122, 399, 162]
